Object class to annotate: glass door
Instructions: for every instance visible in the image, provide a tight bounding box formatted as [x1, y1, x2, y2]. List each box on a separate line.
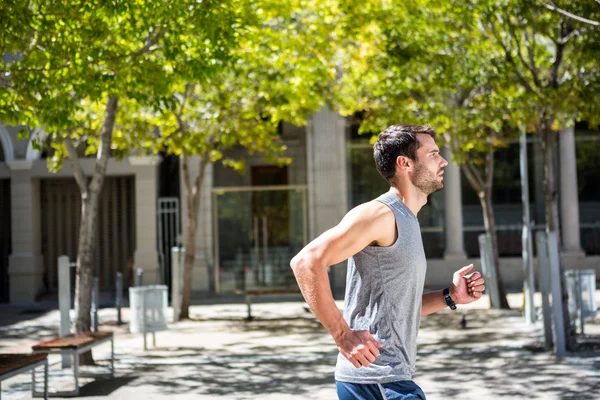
[213, 186, 307, 293]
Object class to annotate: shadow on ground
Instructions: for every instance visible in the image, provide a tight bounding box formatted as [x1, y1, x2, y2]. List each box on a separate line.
[113, 346, 338, 398]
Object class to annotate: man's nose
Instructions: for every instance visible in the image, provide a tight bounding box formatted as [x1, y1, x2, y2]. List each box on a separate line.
[441, 157, 449, 167]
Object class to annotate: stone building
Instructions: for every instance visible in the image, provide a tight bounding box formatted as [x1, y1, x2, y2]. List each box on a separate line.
[1, 108, 598, 303]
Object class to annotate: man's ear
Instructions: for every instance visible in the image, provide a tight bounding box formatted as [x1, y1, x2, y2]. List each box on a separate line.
[396, 155, 413, 171]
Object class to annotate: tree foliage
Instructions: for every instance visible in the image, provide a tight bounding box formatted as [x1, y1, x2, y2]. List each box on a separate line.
[0, 0, 246, 343]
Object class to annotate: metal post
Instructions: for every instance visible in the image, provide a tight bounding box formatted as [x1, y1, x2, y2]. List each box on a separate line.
[91, 276, 99, 332]
[142, 288, 148, 351]
[547, 231, 566, 357]
[44, 360, 48, 400]
[254, 216, 260, 284]
[213, 191, 221, 294]
[58, 255, 71, 368]
[263, 216, 271, 285]
[73, 351, 79, 396]
[111, 337, 115, 377]
[136, 268, 144, 287]
[31, 362, 36, 395]
[171, 246, 183, 322]
[536, 231, 553, 348]
[116, 272, 123, 325]
[246, 294, 253, 321]
[519, 129, 536, 324]
[577, 272, 584, 335]
[478, 233, 500, 309]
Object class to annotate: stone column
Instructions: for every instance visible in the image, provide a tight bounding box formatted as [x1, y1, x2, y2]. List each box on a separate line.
[443, 148, 467, 260]
[130, 157, 161, 284]
[559, 126, 585, 268]
[7, 161, 44, 303]
[307, 106, 348, 296]
[180, 158, 213, 293]
[307, 106, 348, 239]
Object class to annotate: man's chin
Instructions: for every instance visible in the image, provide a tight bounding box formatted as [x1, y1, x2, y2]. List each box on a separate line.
[430, 182, 444, 194]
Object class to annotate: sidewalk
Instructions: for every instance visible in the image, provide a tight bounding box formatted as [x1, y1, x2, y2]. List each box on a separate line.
[1, 293, 599, 400]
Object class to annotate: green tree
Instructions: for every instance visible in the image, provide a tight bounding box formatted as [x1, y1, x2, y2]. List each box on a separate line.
[337, 0, 528, 309]
[340, 0, 599, 343]
[152, 0, 350, 318]
[0, 0, 242, 357]
[472, 0, 600, 349]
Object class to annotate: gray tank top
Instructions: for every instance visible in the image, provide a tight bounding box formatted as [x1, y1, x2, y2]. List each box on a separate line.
[334, 191, 427, 384]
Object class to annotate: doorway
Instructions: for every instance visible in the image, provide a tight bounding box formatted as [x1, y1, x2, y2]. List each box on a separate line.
[212, 182, 307, 293]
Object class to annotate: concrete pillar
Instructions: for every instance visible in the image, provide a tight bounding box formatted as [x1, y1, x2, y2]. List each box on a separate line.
[180, 158, 213, 293]
[7, 161, 44, 303]
[443, 148, 466, 260]
[307, 106, 348, 239]
[307, 107, 348, 296]
[559, 126, 585, 268]
[130, 157, 161, 284]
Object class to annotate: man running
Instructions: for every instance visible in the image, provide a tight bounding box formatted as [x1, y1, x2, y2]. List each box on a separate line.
[290, 124, 485, 399]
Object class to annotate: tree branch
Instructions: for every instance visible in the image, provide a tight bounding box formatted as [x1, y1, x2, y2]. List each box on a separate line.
[3, 28, 165, 75]
[182, 152, 194, 208]
[538, 1, 600, 26]
[509, 23, 543, 88]
[175, 83, 194, 132]
[64, 136, 88, 196]
[485, 147, 495, 193]
[192, 152, 210, 214]
[550, 22, 568, 88]
[488, 18, 540, 96]
[134, 29, 165, 57]
[89, 95, 118, 194]
[462, 160, 486, 196]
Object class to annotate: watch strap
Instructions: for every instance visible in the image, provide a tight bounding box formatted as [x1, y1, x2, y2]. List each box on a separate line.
[443, 287, 457, 310]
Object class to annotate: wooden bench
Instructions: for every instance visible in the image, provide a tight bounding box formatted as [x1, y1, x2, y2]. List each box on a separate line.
[0, 353, 48, 399]
[31, 331, 114, 397]
[238, 288, 302, 321]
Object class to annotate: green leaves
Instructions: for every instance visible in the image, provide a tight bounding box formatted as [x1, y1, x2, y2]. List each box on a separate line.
[147, 0, 347, 172]
[1, 0, 243, 162]
[338, 0, 599, 167]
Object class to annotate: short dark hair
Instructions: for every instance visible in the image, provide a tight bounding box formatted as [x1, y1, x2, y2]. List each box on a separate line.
[373, 124, 436, 183]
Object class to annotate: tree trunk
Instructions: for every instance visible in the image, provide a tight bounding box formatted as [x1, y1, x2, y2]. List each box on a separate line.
[179, 153, 209, 319]
[461, 153, 510, 310]
[540, 122, 575, 349]
[479, 191, 510, 309]
[71, 95, 118, 365]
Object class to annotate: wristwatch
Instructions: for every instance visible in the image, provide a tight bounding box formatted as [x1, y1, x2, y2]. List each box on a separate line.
[443, 287, 457, 310]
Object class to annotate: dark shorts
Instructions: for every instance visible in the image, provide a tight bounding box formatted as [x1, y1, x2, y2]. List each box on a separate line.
[336, 380, 426, 400]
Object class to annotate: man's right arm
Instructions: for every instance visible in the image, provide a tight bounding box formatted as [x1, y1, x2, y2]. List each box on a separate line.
[290, 201, 393, 368]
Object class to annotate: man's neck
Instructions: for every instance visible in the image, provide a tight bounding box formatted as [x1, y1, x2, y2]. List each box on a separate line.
[388, 186, 427, 217]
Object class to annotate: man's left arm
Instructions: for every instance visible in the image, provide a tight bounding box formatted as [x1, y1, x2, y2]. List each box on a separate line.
[421, 264, 485, 316]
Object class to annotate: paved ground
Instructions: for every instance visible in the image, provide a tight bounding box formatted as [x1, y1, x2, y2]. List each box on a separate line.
[1, 293, 599, 400]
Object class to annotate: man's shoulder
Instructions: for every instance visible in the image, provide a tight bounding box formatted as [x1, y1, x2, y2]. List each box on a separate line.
[346, 200, 396, 248]
[349, 200, 394, 223]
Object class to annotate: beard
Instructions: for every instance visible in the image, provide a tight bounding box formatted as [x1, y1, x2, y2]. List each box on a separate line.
[412, 161, 444, 195]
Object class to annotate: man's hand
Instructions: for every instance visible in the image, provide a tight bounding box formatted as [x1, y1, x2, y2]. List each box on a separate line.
[336, 330, 383, 368]
[450, 264, 485, 305]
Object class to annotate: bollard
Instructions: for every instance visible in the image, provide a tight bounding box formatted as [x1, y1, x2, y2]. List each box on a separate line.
[91, 276, 99, 332]
[478, 233, 501, 309]
[547, 231, 566, 357]
[519, 129, 536, 324]
[58, 255, 71, 368]
[116, 272, 123, 325]
[171, 247, 184, 322]
[136, 268, 144, 287]
[536, 231, 553, 349]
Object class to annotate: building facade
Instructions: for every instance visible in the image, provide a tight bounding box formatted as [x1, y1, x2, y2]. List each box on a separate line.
[1, 109, 599, 303]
